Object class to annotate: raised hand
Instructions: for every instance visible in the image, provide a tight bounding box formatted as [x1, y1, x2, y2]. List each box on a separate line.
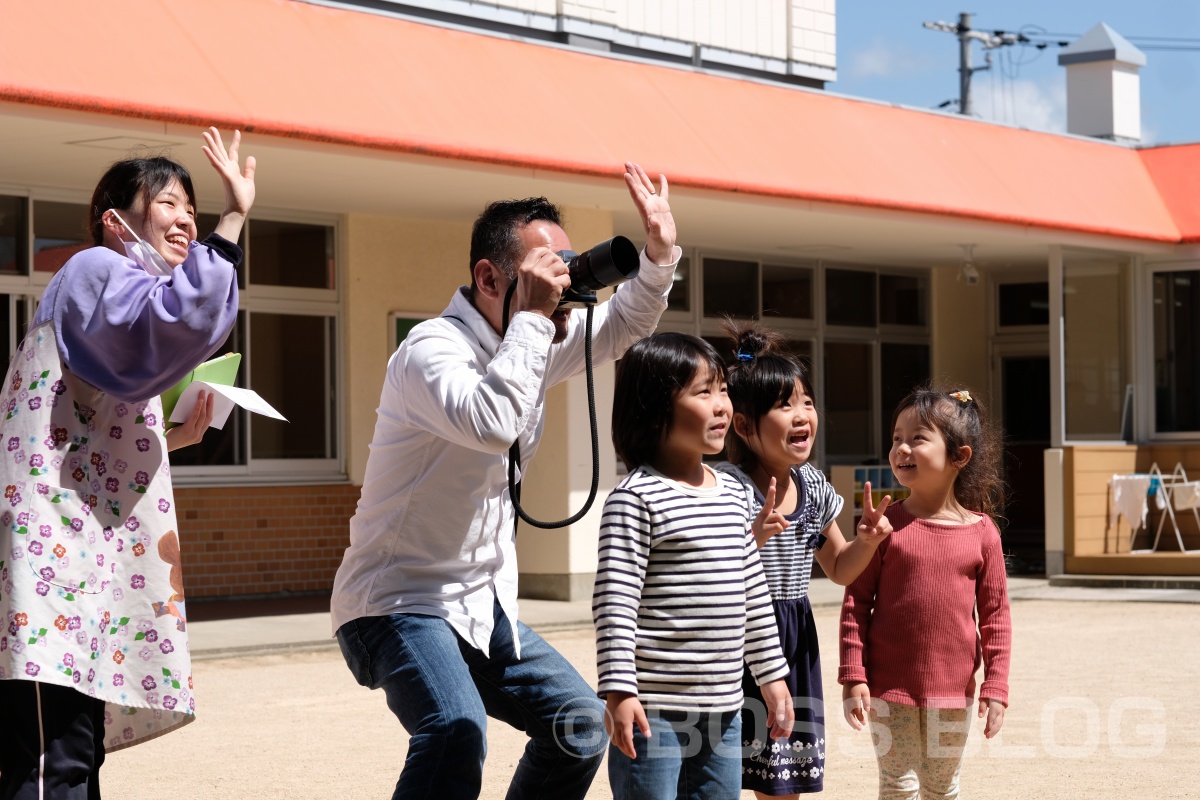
[751, 477, 789, 549]
[202, 127, 256, 242]
[624, 162, 676, 265]
[856, 481, 893, 546]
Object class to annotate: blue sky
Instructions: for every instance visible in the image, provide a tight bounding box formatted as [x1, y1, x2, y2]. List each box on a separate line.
[831, 1, 1200, 145]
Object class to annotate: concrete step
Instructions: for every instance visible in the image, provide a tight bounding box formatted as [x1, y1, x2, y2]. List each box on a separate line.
[1049, 573, 1200, 591]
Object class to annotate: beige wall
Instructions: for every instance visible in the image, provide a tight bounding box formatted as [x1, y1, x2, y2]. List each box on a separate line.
[930, 265, 991, 403]
[343, 214, 471, 485]
[343, 206, 619, 591]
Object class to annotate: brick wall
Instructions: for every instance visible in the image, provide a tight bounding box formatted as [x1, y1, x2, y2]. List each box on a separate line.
[173, 483, 360, 600]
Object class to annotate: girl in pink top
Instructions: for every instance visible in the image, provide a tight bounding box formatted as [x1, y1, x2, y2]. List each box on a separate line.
[839, 386, 1012, 800]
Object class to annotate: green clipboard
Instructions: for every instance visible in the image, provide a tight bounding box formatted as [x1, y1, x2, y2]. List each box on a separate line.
[160, 353, 242, 426]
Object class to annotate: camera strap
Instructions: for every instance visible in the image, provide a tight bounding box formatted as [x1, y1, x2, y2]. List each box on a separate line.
[501, 282, 601, 531]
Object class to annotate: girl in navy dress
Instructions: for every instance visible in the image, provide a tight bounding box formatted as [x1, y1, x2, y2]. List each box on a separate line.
[718, 322, 892, 799]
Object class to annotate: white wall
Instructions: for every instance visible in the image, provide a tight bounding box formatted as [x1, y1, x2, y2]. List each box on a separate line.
[459, 0, 837, 69]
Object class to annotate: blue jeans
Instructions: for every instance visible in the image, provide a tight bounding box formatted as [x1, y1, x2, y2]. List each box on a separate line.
[607, 708, 742, 800]
[336, 602, 606, 800]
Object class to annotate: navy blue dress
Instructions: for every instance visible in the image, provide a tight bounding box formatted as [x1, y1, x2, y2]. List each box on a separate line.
[718, 463, 843, 795]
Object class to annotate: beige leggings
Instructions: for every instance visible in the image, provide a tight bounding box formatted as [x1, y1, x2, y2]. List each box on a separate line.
[869, 702, 971, 800]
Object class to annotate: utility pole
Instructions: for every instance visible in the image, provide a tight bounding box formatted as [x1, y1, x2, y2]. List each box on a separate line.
[923, 13, 1020, 115]
[958, 12, 974, 115]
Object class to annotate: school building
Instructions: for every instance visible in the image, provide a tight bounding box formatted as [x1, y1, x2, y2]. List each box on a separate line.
[1, 0, 1198, 603]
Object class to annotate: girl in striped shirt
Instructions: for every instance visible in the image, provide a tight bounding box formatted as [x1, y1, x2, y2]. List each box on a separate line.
[594, 332, 793, 800]
[718, 322, 893, 799]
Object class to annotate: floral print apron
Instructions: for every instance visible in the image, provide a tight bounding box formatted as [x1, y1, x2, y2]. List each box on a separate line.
[0, 322, 194, 751]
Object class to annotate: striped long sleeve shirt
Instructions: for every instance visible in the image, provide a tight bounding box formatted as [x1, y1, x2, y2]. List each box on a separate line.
[593, 465, 789, 712]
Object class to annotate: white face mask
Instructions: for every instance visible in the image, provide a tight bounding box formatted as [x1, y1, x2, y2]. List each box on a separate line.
[108, 209, 174, 277]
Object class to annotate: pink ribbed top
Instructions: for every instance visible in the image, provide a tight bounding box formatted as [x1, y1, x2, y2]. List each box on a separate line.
[838, 501, 1012, 708]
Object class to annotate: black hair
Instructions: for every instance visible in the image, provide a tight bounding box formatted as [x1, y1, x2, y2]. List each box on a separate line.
[612, 332, 727, 471]
[723, 319, 816, 472]
[89, 157, 197, 246]
[891, 384, 1006, 519]
[468, 197, 563, 291]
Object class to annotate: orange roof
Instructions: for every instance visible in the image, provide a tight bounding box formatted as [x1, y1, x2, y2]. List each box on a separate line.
[1140, 144, 1200, 243]
[0, 0, 1193, 244]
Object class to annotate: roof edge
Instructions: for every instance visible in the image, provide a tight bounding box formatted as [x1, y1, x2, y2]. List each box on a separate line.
[0, 84, 1183, 246]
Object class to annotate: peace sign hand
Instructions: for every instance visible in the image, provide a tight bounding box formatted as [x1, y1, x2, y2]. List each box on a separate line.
[751, 477, 789, 549]
[856, 481, 893, 547]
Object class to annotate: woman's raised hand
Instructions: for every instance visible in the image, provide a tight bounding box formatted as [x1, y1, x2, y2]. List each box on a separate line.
[201, 127, 256, 242]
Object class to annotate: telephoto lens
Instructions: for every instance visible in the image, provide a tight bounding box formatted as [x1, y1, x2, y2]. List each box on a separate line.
[557, 236, 641, 307]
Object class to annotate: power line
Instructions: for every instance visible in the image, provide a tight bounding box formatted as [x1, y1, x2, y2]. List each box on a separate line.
[923, 16, 1200, 115]
[923, 12, 1025, 116]
[996, 28, 1200, 51]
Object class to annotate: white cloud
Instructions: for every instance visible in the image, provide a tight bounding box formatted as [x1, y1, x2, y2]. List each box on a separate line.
[847, 39, 937, 80]
[972, 78, 1067, 133]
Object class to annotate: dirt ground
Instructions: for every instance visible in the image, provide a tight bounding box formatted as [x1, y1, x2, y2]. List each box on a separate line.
[104, 599, 1198, 799]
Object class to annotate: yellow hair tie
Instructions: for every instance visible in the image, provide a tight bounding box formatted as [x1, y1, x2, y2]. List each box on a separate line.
[949, 390, 972, 404]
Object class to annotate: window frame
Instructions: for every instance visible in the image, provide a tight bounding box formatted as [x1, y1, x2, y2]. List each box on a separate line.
[177, 208, 344, 484]
[1141, 257, 1200, 442]
[656, 248, 931, 469]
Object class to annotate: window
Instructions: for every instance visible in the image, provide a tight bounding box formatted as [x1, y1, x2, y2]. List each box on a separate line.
[665, 255, 691, 315]
[998, 282, 1049, 328]
[879, 342, 931, 453]
[762, 264, 813, 321]
[249, 313, 338, 460]
[879, 274, 926, 326]
[664, 249, 929, 465]
[825, 268, 875, 327]
[824, 341, 874, 458]
[248, 220, 334, 289]
[1063, 257, 1129, 440]
[34, 201, 89, 275]
[703, 257, 757, 319]
[0, 196, 27, 275]
[1153, 269, 1200, 434]
[174, 217, 341, 478]
[0, 294, 33, 373]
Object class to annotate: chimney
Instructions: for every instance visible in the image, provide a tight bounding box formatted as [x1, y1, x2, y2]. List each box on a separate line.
[1058, 22, 1146, 143]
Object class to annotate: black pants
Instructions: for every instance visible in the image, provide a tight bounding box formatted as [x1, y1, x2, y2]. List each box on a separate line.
[0, 680, 106, 800]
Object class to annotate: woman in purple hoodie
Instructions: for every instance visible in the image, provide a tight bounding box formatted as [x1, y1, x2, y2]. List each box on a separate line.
[0, 127, 254, 800]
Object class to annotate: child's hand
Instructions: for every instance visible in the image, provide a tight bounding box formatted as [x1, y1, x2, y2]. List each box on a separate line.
[856, 481, 892, 546]
[759, 679, 795, 740]
[842, 682, 871, 731]
[752, 477, 789, 548]
[605, 692, 650, 759]
[979, 698, 1006, 738]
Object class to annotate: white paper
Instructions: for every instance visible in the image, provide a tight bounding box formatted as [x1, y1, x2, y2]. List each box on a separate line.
[168, 381, 287, 430]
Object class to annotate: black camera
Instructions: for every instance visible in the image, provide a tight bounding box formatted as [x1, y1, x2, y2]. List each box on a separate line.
[555, 236, 641, 308]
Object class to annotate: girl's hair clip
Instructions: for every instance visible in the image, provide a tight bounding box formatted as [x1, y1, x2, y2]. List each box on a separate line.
[735, 350, 755, 362]
[949, 390, 972, 404]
